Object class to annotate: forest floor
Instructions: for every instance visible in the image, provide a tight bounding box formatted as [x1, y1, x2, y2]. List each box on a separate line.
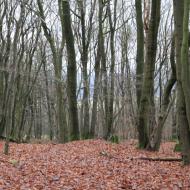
[0, 139, 189, 190]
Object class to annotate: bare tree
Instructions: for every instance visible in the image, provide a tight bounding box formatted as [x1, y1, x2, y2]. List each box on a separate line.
[37, 0, 68, 142]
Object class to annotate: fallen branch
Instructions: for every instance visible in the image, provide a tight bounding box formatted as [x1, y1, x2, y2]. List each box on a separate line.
[138, 157, 182, 162]
[99, 151, 182, 162]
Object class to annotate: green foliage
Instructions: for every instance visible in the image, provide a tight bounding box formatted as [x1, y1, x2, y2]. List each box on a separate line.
[138, 143, 145, 149]
[109, 135, 119, 144]
[81, 134, 91, 140]
[174, 143, 181, 152]
[170, 135, 178, 142]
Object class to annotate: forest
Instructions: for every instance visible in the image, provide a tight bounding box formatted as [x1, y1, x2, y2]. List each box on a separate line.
[0, 0, 190, 189]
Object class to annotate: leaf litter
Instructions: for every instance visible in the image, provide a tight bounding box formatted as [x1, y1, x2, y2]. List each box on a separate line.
[0, 140, 189, 189]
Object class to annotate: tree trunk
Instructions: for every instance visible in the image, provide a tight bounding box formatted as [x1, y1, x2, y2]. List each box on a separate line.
[181, 0, 190, 128]
[137, 0, 161, 149]
[173, 0, 190, 165]
[177, 0, 190, 164]
[149, 36, 176, 150]
[37, 0, 68, 142]
[43, 57, 54, 140]
[106, 0, 117, 138]
[90, 37, 101, 137]
[77, 0, 90, 139]
[135, 0, 144, 108]
[62, 0, 79, 140]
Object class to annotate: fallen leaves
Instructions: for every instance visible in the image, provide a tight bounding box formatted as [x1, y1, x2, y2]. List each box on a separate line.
[0, 140, 189, 189]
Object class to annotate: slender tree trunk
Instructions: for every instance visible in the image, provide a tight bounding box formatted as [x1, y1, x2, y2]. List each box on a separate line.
[149, 36, 176, 150]
[78, 0, 90, 139]
[37, 0, 68, 142]
[135, 0, 144, 108]
[138, 0, 161, 149]
[43, 56, 54, 140]
[62, 0, 79, 140]
[106, 0, 117, 139]
[98, 0, 108, 138]
[90, 0, 104, 137]
[90, 42, 101, 137]
[26, 96, 34, 142]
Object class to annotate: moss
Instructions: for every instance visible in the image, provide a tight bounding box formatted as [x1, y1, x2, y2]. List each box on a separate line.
[174, 143, 181, 152]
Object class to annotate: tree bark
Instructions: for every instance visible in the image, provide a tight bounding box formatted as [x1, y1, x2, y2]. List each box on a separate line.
[173, 0, 190, 165]
[43, 50, 54, 140]
[137, 0, 161, 149]
[181, 0, 190, 129]
[90, 0, 106, 138]
[135, 0, 144, 108]
[176, 0, 190, 164]
[106, 0, 117, 139]
[62, 0, 79, 140]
